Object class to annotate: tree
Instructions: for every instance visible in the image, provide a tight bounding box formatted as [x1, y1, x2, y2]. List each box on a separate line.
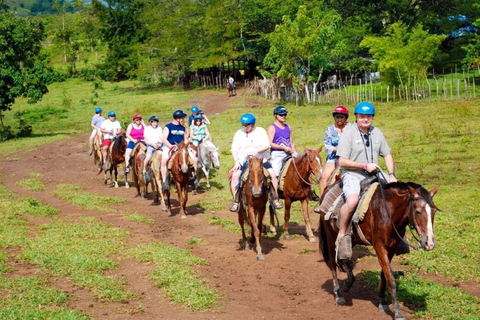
[361, 23, 446, 86]
[0, 10, 53, 135]
[263, 5, 341, 102]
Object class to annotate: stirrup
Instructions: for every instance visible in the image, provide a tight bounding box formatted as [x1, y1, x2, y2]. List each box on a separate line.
[310, 190, 320, 202]
[229, 202, 240, 213]
[272, 199, 283, 209]
[313, 204, 322, 214]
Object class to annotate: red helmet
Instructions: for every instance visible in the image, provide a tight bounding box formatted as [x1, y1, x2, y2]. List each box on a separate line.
[332, 105, 349, 118]
[133, 114, 142, 120]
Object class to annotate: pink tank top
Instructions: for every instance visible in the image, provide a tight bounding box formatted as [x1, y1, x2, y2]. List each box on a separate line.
[130, 124, 145, 140]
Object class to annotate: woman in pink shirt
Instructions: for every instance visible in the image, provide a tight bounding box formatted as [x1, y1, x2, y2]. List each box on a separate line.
[124, 114, 145, 173]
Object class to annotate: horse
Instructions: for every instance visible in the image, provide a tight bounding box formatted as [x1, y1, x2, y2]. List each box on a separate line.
[318, 180, 439, 320]
[227, 81, 236, 97]
[103, 135, 129, 188]
[150, 149, 167, 209]
[192, 139, 220, 194]
[237, 156, 269, 261]
[131, 144, 149, 199]
[163, 141, 193, 219]
[93, 130, 103, 169]
[270, 148, 323, 242]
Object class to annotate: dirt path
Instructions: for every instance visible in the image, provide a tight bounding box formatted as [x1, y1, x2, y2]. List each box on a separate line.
[1, 91, 410, 319]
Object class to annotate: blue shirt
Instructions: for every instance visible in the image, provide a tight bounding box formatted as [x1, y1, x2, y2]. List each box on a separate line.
[166, 122, 186, 145]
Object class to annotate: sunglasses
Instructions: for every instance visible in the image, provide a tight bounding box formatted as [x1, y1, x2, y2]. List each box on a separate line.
[363, 134, 370, 147]
[277, 114, 287, 117]
[242, 123, 252, 127]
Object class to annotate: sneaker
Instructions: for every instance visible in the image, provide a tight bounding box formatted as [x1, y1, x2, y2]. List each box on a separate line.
[87, 149, 93, 156]
[229, 202, 240, 212]
[272, 199, 283, 209]
[336, 235, 352, 261]
[310, 190, 320, 202]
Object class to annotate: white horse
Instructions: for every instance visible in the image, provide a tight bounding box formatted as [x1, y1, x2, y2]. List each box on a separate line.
[193, 139, 220, 193]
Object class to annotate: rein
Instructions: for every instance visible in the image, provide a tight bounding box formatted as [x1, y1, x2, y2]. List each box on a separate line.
[247, 157, 266, 196]
[375, 170, 422, 251]
[292, 154, 313, 186]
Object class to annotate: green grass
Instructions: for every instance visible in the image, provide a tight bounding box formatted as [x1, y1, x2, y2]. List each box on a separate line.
[124, 212, 155, 224]
[362, 270, 480, 319]
[186, 237, 208, 245]
[0, 250, 11, 273]
[16, 178, 46, 191]
[126, 242, 219, 311]
[21, 216, 137, 302]
[52, 184, 128, 212]
[0, 276, 90, 319]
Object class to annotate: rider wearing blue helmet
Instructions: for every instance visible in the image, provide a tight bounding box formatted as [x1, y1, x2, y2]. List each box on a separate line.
[188, 105, 199, 126]
[88, 107, 105, 155]
[100, 111, 122, 170]
[229, 113, 283, 212]
[161, 110, 188, 190]
[335, 101, 397, 263]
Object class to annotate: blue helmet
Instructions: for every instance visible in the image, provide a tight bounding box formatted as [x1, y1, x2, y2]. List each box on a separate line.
[240, 113, 256, 125]
[108, 111, 116, 117]
[354, 102, 375, 115]
[273, 105, 288, 116]
[173, 109, 187, 119]
[193, 115, 203, 120]
[149, 115, 159, 122]
[95, 107, 102, 114]
[191, 106, 199, 113]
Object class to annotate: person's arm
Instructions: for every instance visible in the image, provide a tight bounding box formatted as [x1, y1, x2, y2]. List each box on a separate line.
[126, 124, 135, 141]
[162, 126, 171, 147]
[100, 122, 111, 134]
[267, 124, 292, 153]
[205, 127, 211, 142]
[202, 115, 211, 125]
[115, 122, 122, 136]
[339, 157, 378, 173]
[324, 127, 335, 156]
[384, 154, 397, 182]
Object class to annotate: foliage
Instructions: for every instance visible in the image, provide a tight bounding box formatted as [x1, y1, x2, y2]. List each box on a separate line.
[361, 23, 446, 86]
[263, 5, 341, 86]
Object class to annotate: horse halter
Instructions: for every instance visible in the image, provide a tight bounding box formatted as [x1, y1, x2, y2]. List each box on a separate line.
[292, 151, 319, 186]
[247, 156, 265, 196]
[406, 195, 427, 248]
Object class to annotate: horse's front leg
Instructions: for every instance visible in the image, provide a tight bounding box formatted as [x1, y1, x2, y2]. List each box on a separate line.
[114, 166, 119, 188]
[175, 181, 186, 219]
[301, 199, 316, 243]
[268, 204, 277, 235]
[283, 198, 292, 239]
[181, 180, 188, 219]
[375, 245, 404, 320]
[238, 208, 248, 250]
[124, 162, 130, 189]
[378, 270, 390, 312]
[201, 166, 210, 190]
[255, 205, 266, 261]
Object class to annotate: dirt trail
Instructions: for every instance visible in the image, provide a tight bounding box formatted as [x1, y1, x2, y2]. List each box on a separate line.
[1, 91, 410, 319]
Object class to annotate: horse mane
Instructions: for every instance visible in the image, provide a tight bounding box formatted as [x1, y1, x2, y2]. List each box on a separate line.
[113, 135, 125, 153]
[384, 181, 436, 208]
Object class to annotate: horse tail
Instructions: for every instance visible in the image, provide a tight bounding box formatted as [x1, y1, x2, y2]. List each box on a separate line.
[319, 216, 331, 266]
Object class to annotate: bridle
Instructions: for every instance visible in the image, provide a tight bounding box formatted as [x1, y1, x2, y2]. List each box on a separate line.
[247, 156, 265, 196]
[292, 151, 319, 186]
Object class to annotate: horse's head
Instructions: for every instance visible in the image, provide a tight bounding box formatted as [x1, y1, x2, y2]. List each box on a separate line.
[177, 142, 191, 174]
[204, 140, 220, 169]
[408, 184, 440, 251]
[305, 147, 323, 183]
[248, 156, 265, 198]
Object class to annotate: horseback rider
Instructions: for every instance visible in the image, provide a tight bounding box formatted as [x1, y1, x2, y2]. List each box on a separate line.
[143, 115, 163, 175]
[188, 105, 200, 126]
[198, 109, 211, 125]
[335, 101, 397, 262]
[124, 114, 145, 173]
[267, 105, 298, 176]
[314, 105, 351, 213]
[100, 111, 122, 170]
[161, 110, 188, 191]
[189, 115, 211, 188]
[229, 113, 283, 212]
[88, 107, 105, 156]
[228, 75, 236, 94]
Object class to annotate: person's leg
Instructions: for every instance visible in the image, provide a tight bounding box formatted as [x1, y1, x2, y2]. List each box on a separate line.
[319, 162, 335, 196]
[102, 145, 109, 170]
[124, 147, 133, 173]
[267, 167, 283, 209]
[88, 129, 96, 155]
[161, 147, 170, 190]
[229, 170, 241, 212]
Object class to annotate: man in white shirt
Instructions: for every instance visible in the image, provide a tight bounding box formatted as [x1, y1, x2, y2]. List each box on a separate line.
[100, 111, 122, 170]
[229, 113, 282, 212]
[143, 115, 163, 174]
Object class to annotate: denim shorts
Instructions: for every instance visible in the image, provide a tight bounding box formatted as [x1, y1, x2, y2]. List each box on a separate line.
[341, 173, 362, 198]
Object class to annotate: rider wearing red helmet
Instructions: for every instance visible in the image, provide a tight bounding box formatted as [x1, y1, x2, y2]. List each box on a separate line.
[124, 114, 145, 173]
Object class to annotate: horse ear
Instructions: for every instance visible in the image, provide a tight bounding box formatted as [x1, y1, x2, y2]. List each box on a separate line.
[408, 186, 417, 196]
[317, 147, 323, 154]
[429, 186, 439, 198]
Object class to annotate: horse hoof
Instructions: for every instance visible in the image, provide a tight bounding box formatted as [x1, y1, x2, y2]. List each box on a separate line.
[192, 190, 197, 195]
[162, 207, 168, 211]
[207, 186, 211, 190]
[335, 296, 346, 305]
[394, 312, 406, 320]
[309, 237, 318, 243]
[257, 255, 265, 261]
[125, 184, 130, 189]
[284, 234, 291, 240]
[379, 304, 391, 313]
[181, 214, 187, 219]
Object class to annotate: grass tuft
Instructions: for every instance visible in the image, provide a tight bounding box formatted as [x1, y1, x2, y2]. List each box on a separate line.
[16, 178, 46, 191]
[124, 212, 155, 224]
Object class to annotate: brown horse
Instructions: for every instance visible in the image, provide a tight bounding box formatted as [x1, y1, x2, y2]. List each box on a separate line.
[163, 141, 193, 219]
[150, 150, 167, 209]
[226, 81, 235, 97]
[104, 135, 129, 188]
[131, 144, 149, 199]
[270, 148, 323, 242]
[237, 156, 269, 260]
[318, 181, 439, 320]
[93, 130, 103, 168]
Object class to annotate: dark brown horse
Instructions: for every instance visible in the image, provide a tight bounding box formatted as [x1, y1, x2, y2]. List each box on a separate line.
[237, 156, 269, 260]
[131, 144, 149, 199]
[164, 141, 193, 219]
[270, 148, 323, 242]
[226, 81, 235, 97]
[104, 135, 129, 188]
[318, 181, 439, 320]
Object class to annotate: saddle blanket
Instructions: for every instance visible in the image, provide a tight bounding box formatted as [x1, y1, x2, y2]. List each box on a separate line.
[278, 158, 293, 192]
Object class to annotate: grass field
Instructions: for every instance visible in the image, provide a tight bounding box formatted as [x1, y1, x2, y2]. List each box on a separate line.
[1, 78, 479, 317]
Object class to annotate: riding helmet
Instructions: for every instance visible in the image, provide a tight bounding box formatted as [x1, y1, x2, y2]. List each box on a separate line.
[95, 107, 102, 114]
[149, 115, 159, 122]
[133, 113, 142, 120]
[239, 113, 256, 125]
[191, 106, 199, 113]
[108, 111, 116, 117]
[273, 105, 288, 116]
[332, 105, 349, 119]
[198, 109, 204, 114]
[354, 102, 375, 116]
[193, 115, 203, 121]
[173, 109, 187, 119]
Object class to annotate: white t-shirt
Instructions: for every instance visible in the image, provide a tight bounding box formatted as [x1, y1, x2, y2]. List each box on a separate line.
[144, 125, 163, 146]
[100, 119, 121, 140]
[231, 126, 270, 164]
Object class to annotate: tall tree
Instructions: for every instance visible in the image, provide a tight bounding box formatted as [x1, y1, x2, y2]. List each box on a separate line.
[0, 10, 53, 133]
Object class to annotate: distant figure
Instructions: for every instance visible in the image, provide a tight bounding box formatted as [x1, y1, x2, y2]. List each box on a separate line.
[88, 107, 105, 155]
[188, 105, 200, 126]
[227, 75, 236, 96]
